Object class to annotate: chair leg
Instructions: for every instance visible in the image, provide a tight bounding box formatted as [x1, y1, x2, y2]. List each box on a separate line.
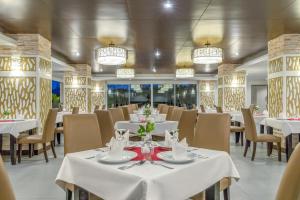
[235, 132, 240, 144]
[267, 142, 273, 156]
[51, 141, 57, 158]
[66, 189, 72, 200]
[42, 143, 48, 163]
[28, 144, 32, 158]
[18, 144, 22, 163]
[277, 142, 281, 162]
[240, 132, 244, 146]
[251, 142, 257, 161]
[244, 140, 250, 157]
[223, 188, 230, 200]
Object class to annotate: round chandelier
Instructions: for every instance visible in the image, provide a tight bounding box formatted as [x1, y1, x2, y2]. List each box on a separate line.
[176, 68, 195, 78]
[192, 42, 223, 64]
[95, 43, 127, 65]
[116, 68, 135, 79]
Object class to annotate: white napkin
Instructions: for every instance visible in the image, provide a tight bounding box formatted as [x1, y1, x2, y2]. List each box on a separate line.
[107, 137, 125, 159]
[172, 138, 188, 160]
[115, 130, 130, 145]
[130, 114, 139, 122]
[263, 110, 269, 116]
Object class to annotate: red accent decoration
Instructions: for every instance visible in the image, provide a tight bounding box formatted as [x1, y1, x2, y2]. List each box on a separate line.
[288, 118, 300, 121]
[125, 146, 171, 161]
[0, 120, 15, 122]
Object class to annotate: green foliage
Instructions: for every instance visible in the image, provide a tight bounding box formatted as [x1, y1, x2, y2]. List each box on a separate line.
[143, 104, 152, 118]
[52, 94, 60, 108]
[137, 121, 155, 136]
[3, 109, 11, 116]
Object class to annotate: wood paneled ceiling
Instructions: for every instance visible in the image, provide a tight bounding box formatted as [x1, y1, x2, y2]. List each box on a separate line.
[0, 0, 299, 74]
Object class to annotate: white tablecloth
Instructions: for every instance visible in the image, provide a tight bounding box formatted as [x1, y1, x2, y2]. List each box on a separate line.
[130, 114, 167, 121]
[0, 119, 38, 137]
[56, 111, 89, 123]
[265, 118, 300, 137]
[115, 121, 178, 136]
[230, 112, 267, 125]
[56, 148, 240, 200]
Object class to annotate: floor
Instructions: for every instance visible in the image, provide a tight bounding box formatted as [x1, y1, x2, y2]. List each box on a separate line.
[3, 136, 286, 200]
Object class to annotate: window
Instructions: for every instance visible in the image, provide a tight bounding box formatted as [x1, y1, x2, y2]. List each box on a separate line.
[130, 84, 151, 107]
[175, 84, 197, 109]
[52, 80, 61, 108]
[153, 84, 174, 107]
[107, 84, 130, 108]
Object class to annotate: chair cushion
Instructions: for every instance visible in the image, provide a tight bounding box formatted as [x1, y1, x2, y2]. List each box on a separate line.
[256, 134, 281, 142]
[18, 135, 43, 144]
[230, 126, 245, 132]
[55, 126, 64, 134]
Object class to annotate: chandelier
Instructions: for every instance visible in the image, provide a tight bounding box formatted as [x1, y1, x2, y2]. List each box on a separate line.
[116, 68, 135, 79]
[192, 42, 223, 64]
[176, 68, 195, 78]
[95, 43, 127, 65]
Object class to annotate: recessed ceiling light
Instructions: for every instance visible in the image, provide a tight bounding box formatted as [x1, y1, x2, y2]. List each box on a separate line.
[235, 52, 239, 56]
[73, 51, 80, 56]
[155, 50, 161, 58]
[163, 1, 173, 9]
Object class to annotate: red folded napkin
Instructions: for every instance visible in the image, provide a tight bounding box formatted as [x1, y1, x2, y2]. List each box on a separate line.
[288, 118, 300, 121]
[0, 120, 14, 122]
[125, 146, 171, 161]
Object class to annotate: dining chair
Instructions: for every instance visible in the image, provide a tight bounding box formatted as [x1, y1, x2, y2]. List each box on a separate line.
[249, 104, 255, 114]
[166, 106, 175, 120]
[178, 110, 197, 145]
[170, 107, 184, 121]
[216, 106, 223, 113]
[55, 106, 80, 143]
[158, 104, 165, 113]
[200, 105, 206, 113]
[161, 105, 169, 114]
[94, 105, 100, 112]
[0, 157, 16, 200]
[121, 106, 131, 121]
[193, 113, 231, 200]
[101, 105, 106, 110]
[17, 108, 58, 163]
[157, 104, 163, 112]
[95, 110, 115, 146]
[63, 114, 102, 155]
[230, 125, 245, 146]
[109, 108, 125, 124]
[275, 144, 300, 200]
[192, 104, 197, 109]
[242, 108, 281, 161]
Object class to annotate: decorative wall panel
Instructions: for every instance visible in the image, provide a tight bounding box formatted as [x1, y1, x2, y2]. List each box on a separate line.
[200, 92, 215, 108]
[224, 75, 245, 85]
[0, 56, 36, 71]
[286, 77, 300, 117]
[0, 77, 36, 119]
[286, 56, 300, 71]
[64, 77, 87, 86]
[218, 88, 223, 107]
[268, 77, 283, 118]
[224, 87, 245, 111]
[87, 89, 91, 113]
[269, 58, 283, 73]
[39, 58, 52, 74]
[91, 92, 105, 110]
[64, 88, 87, 112]
[39, 78, 52, 131]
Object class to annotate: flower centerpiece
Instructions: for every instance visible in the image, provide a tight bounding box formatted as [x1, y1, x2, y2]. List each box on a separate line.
[143, 104, 152, 118]
[137, 121, 155, 142]
[3, 109, 11, 119]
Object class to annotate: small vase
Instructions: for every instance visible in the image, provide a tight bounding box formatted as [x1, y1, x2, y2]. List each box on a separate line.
[143, 133, 152, 144]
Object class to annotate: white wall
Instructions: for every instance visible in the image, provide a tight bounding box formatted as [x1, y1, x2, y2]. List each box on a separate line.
[246, 80, 267, 107]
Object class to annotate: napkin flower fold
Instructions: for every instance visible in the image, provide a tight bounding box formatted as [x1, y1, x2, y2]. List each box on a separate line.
[172, 138, 188, 160]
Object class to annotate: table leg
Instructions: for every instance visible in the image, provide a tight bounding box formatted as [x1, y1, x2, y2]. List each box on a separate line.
[74, 186, 89, 200]
[10, 134, 16, 165]
[206, 182, 220, 200]
[266, 126, 273, 135]
[285, 134, 293, 162]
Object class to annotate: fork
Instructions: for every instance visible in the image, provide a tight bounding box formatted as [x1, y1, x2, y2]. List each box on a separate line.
[150, 161, 174, 169]
[118, 160, 146, 170]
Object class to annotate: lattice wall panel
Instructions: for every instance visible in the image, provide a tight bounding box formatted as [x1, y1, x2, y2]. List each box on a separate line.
[218, 88, 223, 107]
[286, 56, 300, 71]
[269, 58, 283, 73]
[0, 77, 36, 118]
[39, 78, 52, 131]
[0, 56, 36, 71]
[91, 92, 105, 110]
[224, 74, 245, 85]
[200, 92, 215, 108]
[64, 77, 87, 86]
[64, 88, 87, 112]
[39, 58, 52, 74]
[224, 87, 245, 111]
[286, 77, 300, 117]
[268, 77, 283, 118]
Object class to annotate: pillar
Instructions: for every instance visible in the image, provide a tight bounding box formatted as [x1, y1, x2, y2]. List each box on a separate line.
[198, 80, 216, 108]
[91, 80, 106, 110]
[64, 64, 92, 112]
[218, 64, 246, 111]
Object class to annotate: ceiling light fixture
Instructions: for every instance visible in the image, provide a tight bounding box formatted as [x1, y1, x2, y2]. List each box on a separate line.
[116, 68, 135, 79]
[152, 66, 157, 72]
[176, 67, 195, 78]
[155, 50, 161, 58]
[192, 42, 223, 64]
[95, 43, 127, 66]
[163, 1, 173, 9]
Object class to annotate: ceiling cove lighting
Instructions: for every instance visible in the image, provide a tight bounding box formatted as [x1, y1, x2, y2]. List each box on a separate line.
[176, 68, 195, 78]
[116, 68, 135, 79]
[192, 42, 223, 64]
[95, 43, 127, 66]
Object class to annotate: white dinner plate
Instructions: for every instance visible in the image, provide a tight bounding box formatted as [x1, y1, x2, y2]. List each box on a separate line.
[96, 150, 137, 164]
[157, 151, 195, 164]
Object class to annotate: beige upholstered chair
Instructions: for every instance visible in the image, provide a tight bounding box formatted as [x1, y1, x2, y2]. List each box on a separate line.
[170, 108, 184, 121]
[17, 109, 58, 163]
[161, 105, 169, 114]
[249, 104, 255, 114]
[242, 108, 281, 161]
[216, 106, 223, 113]
[178, 110, 197, 145]
[158, 104, 165, 113]
[121, 106, 130, 121]
[0, 157, 15, 200]
[193, 113, 231, 200]
[157, 104, 163, 112]
[71, 107, 80, 114]
[166, 106, 175, 120]
[109, 108, 125, 124]
[63, 114, 102, 155]
[230, 125, 245, 146]
[94, 105, 100, 112]
[276, 144, 300, 200]
[95, 110, 115, 145]
[101, 105, 106, 110]
[200, 105, 205, 113]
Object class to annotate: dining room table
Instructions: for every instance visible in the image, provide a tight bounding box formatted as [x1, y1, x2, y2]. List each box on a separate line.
[0, 119, 38, 165]
[56, 144, 240, 200]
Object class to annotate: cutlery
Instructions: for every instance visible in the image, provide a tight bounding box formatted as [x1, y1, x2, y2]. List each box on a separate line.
[150, 161, 174, 169]
[85, 156, 96, 159]
[191, 153, 208, 159]
[118, 160, 146, 170]
[95, 148, 109, 152]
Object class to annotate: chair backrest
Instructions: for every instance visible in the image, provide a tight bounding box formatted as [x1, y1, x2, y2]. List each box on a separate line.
[127, 105, 134, 114]
[95, 110, 115, 146]
[276, 144, 300, 200]
[109, 108, 125, 124]
[192, 104, 197, 109]
[200, 105, 206, 113]
[166, 106, 175, 120]
[161, 105, 169, 114]
[0, 157, 16, 200]
[178, 110, 198, 145]
[170, 107, 184, 121]
[133, 104, 139, 111]
[42, 108, 58, 142]
[101, 105, 106, 110]
[158, 104, 165, 113]
[241, 108, 257, 141]
[194, 113, 230, 153]
[63, 114, 102, 155]
[249, 104, 255, 114]
[121, 106, 130, 121]
[72, 107, 79, 114]
[157, 104, 163, 112]
[216, 106, 223, 113]
[94, 105, 100, 112]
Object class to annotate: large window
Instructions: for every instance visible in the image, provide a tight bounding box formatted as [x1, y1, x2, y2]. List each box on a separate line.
[107, 84, 129, 108]
[175, 84, 197, 109]
[130, 84, 151, 107]
[52, 80, 61, 108]
[153, 84, 174, 107]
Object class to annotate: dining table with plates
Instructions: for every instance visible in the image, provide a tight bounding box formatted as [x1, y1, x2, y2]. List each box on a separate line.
[0, 119, 38, 165]
[56, 141, 240, 200]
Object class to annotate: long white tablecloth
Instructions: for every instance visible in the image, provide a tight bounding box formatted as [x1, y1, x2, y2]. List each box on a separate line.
[56, 148, 240, 200]
[265, 118, 300, 137]
[0, 119, 38, 137]
[130, 114, 167, 121]
[56, 111, 89, 123]
[115, 121, 178, 136]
